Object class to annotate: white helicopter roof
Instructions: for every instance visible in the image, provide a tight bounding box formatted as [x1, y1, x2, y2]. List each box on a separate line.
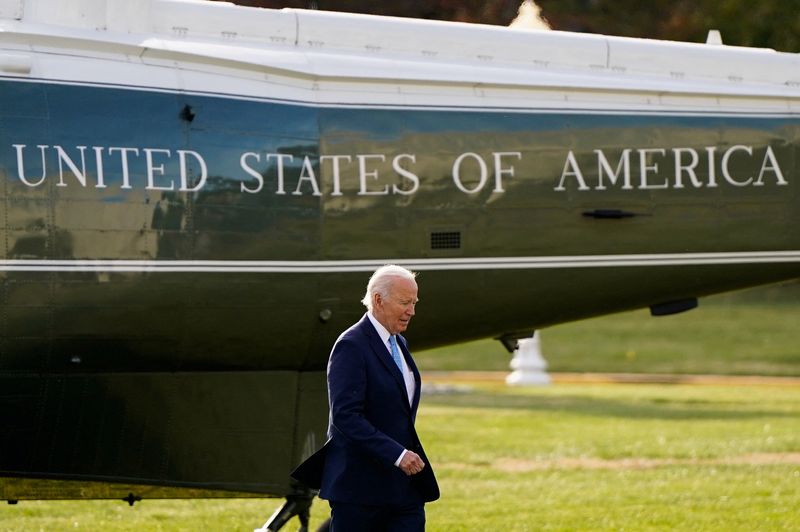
[2, 0, 799, 103]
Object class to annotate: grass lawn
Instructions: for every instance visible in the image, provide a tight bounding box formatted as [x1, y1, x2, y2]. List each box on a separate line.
[3, 381, 799, 531]
[414, 281, 800, 376]
[419, 381, 800, 530]
[3, 282, 798, 530]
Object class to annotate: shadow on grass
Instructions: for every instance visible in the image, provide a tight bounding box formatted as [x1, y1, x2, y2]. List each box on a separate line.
[423, 390, 796, 421]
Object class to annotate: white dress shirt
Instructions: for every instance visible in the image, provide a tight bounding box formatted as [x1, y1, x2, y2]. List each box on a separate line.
[366, 312, 417, 467]
[366, 312, 416, 405]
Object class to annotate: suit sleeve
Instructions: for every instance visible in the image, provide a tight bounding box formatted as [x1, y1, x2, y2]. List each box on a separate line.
[327, 337, 405, 467]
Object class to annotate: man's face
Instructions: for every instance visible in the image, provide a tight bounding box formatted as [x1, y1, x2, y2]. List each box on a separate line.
[373, 277, 418, 335]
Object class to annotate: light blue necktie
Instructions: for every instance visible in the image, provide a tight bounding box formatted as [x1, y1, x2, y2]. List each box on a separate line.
[389, 335, 404, 372]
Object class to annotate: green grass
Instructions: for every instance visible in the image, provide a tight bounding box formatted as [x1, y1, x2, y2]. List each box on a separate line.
[414, 281, 800, 376]
[3, 382, 799, 531]
[3, 283, 799, 530]
[419, 382, 800, 530]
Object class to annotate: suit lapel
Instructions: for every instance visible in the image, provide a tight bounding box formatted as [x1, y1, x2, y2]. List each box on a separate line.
[396, 335, 422, 415]
[360, 316, 412, 411]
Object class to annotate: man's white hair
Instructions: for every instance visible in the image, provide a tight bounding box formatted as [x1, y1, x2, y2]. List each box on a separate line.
[361, 264, 417, 311]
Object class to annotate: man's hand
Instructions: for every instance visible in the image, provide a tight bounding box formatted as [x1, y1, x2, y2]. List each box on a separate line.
[398, 450, 426, 476]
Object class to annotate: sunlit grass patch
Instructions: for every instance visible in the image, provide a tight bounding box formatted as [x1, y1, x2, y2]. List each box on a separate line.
[429, 465, 799, 531]
[415, 282, 800, 376]
[3, 382, 799, 531]
[419, 382, 800, 530]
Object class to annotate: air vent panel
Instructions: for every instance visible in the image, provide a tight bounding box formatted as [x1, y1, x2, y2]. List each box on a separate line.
[430, 231, 461, 250]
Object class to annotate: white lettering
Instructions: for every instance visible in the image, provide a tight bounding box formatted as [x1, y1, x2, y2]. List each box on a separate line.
[144, 148, 174, 191]
[638, 148, 668, 189]
[755, 146, 788, 186]
[266, 153, 293, 195]
[178, 150, 207, 192]
[239, 152, 264, 194]
[320, 155, 352, 196]
[705, 147, 718, 188]
[595, 149, 632, 190]
[293, 155, 321, 196]
[672, 148, 702, 189]
[8, 142, 789, 197]
[55, 145, 88, 187]
[555, 151, 589, 191]
[392, 154, 419, 195]
[721, 145, 753, 187]
[492, 151, 521, 193]
[452, 152, 488, 194]
[13, 144, 47, 187]
[92, 147, 107, 188]
[108, 147, 140, 189]
[357, 154, 388, 196]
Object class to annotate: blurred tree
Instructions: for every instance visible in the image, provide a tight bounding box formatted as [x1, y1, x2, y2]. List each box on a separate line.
[221, 0, 521, 24]
[536, 0, 800, 52]
[218, 0, 800, 52]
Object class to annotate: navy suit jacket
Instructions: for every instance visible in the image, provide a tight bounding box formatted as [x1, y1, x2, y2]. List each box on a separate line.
[291, 314, 439, 505]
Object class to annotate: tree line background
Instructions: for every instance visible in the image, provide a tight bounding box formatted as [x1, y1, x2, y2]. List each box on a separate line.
[220, 0, 800, 53]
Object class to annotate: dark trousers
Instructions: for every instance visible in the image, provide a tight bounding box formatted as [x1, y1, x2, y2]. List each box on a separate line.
[329, 500, 426, 532]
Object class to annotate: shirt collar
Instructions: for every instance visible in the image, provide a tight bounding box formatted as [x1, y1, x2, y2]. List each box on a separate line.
[366, 311, 392, 346]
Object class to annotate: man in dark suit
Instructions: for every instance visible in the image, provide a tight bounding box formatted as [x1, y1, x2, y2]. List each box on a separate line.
[292, 264, 439, 531]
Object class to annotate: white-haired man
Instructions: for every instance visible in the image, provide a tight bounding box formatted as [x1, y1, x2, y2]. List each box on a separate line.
[292, 264, 439, 531]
